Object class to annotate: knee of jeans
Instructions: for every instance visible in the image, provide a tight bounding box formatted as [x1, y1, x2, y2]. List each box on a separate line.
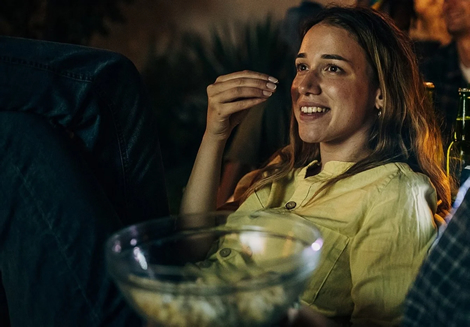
[94, 51, 142, 87]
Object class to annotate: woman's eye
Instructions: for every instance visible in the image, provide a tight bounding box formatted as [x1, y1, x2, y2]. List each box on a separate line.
[296, 63, 307, 72]
[326, 65, 341, 73]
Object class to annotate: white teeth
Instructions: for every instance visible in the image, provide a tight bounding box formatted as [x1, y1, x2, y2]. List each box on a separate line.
[300, 106, 328, 113]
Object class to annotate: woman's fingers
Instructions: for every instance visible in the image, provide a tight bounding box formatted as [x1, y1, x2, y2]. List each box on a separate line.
[218, 96, 268, 115]
[208, 78, 278, 99]
[207, 73, 278, 114]
[211, 85, 275, 104]
[208, 71, 278, 100]
[214, 70, 278, 84]
[205, 70, 279, 139]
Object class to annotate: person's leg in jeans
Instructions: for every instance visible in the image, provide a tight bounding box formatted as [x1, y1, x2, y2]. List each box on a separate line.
[0, 37, 170, 326]
[0, 36, 169, 226]
[0, 112, 142, 326]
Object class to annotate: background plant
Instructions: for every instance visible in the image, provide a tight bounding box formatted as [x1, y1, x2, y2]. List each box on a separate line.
[142, 17, 295, 213]
[0, 0, 133, 45]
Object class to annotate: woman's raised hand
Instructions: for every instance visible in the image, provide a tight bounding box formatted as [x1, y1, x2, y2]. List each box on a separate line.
[181, 71, 278, 214]
[205, 70, 278, 140]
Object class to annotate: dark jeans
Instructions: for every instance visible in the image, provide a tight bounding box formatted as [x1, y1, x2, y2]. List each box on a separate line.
[0, 36, 169, 326]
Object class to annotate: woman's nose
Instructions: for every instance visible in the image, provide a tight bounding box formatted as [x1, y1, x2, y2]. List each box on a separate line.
[297, 71, 321, 95]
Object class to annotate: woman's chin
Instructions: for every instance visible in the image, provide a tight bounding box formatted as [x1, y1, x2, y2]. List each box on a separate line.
[298, 134, 322, 144]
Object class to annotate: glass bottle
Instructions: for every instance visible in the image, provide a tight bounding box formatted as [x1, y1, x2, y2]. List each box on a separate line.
[446, 88, 470, 193]
[424, 82, 435, 105]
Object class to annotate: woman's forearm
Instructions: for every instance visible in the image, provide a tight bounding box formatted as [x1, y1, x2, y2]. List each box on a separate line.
[180, 133, 227, 214]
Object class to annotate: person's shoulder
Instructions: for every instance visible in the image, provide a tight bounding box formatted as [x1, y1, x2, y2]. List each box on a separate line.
[413, 40, 441, 63]
[424, 41, 457, 60]
[363, 161, 409, 176]
[232, 155, 292, 197]
[365, 163, 438, 218]
[357, 163, 437, 229]
[420, 42, 458, 75]
[343, 163, 435, 202]
[385, 162, 432, 181]
[368, 162, 435, 193]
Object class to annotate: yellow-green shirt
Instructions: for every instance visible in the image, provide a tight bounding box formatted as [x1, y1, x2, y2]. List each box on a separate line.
[233, 160, 437, 326]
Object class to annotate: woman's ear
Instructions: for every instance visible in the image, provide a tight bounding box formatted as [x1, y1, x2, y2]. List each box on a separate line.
[375, 88, 384, 110]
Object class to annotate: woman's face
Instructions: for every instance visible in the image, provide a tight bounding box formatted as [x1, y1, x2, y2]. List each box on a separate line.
[291, 23, 380, 154]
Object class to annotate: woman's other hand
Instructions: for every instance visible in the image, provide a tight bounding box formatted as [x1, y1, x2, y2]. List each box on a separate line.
[205, 70, 278, 140]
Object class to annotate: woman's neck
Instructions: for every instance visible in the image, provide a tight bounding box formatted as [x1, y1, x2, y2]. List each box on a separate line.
[319, 143, 371, 171]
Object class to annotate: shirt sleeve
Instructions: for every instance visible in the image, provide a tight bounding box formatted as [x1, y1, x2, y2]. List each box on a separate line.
[232, 155, 284, 203]
[349, 172, 437, 326]
[232, 169, 260, 201]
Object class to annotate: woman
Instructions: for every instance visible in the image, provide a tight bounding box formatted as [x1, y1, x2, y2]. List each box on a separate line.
[181, 6, 451, 326]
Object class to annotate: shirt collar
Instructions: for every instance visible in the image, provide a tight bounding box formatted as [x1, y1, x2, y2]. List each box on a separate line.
[298, 160, 355, 179]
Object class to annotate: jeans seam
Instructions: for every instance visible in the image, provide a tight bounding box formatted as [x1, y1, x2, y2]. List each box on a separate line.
[0, 55, 95, 82]
[9, 160, 102, 324]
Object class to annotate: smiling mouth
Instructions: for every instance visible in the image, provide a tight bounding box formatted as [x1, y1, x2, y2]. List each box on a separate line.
[300, 106, 330, 114]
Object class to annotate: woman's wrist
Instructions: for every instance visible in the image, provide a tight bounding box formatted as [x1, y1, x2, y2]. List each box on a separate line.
[202, 130, 230, 145]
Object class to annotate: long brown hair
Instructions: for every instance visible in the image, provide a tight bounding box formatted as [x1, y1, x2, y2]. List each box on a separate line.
[240, 6, 451, 218]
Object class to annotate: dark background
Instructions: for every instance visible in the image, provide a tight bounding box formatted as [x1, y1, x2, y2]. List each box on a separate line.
[0, 0, 311, 213]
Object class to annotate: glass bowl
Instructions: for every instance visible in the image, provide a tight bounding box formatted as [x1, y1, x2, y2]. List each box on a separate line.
[106, 210, 323, 327]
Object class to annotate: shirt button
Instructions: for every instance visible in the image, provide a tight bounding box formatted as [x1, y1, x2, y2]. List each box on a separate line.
[219, 248, 231, 257]
[285, 201, 297, 210]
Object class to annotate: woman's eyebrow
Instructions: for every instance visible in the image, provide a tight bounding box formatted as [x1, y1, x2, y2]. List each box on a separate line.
[321, 54, 350, 62]
[295, 52, 350, 63]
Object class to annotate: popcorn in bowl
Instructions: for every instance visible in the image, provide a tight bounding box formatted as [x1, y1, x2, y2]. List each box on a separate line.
[106, 211, 323, 326]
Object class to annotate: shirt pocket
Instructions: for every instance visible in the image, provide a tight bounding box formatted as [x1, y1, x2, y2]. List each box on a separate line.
[301, 226, 351, 312]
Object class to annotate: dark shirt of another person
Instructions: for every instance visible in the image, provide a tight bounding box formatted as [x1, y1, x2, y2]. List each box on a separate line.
[420, 41, 467, 147]
[402, 178, 470, 326]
